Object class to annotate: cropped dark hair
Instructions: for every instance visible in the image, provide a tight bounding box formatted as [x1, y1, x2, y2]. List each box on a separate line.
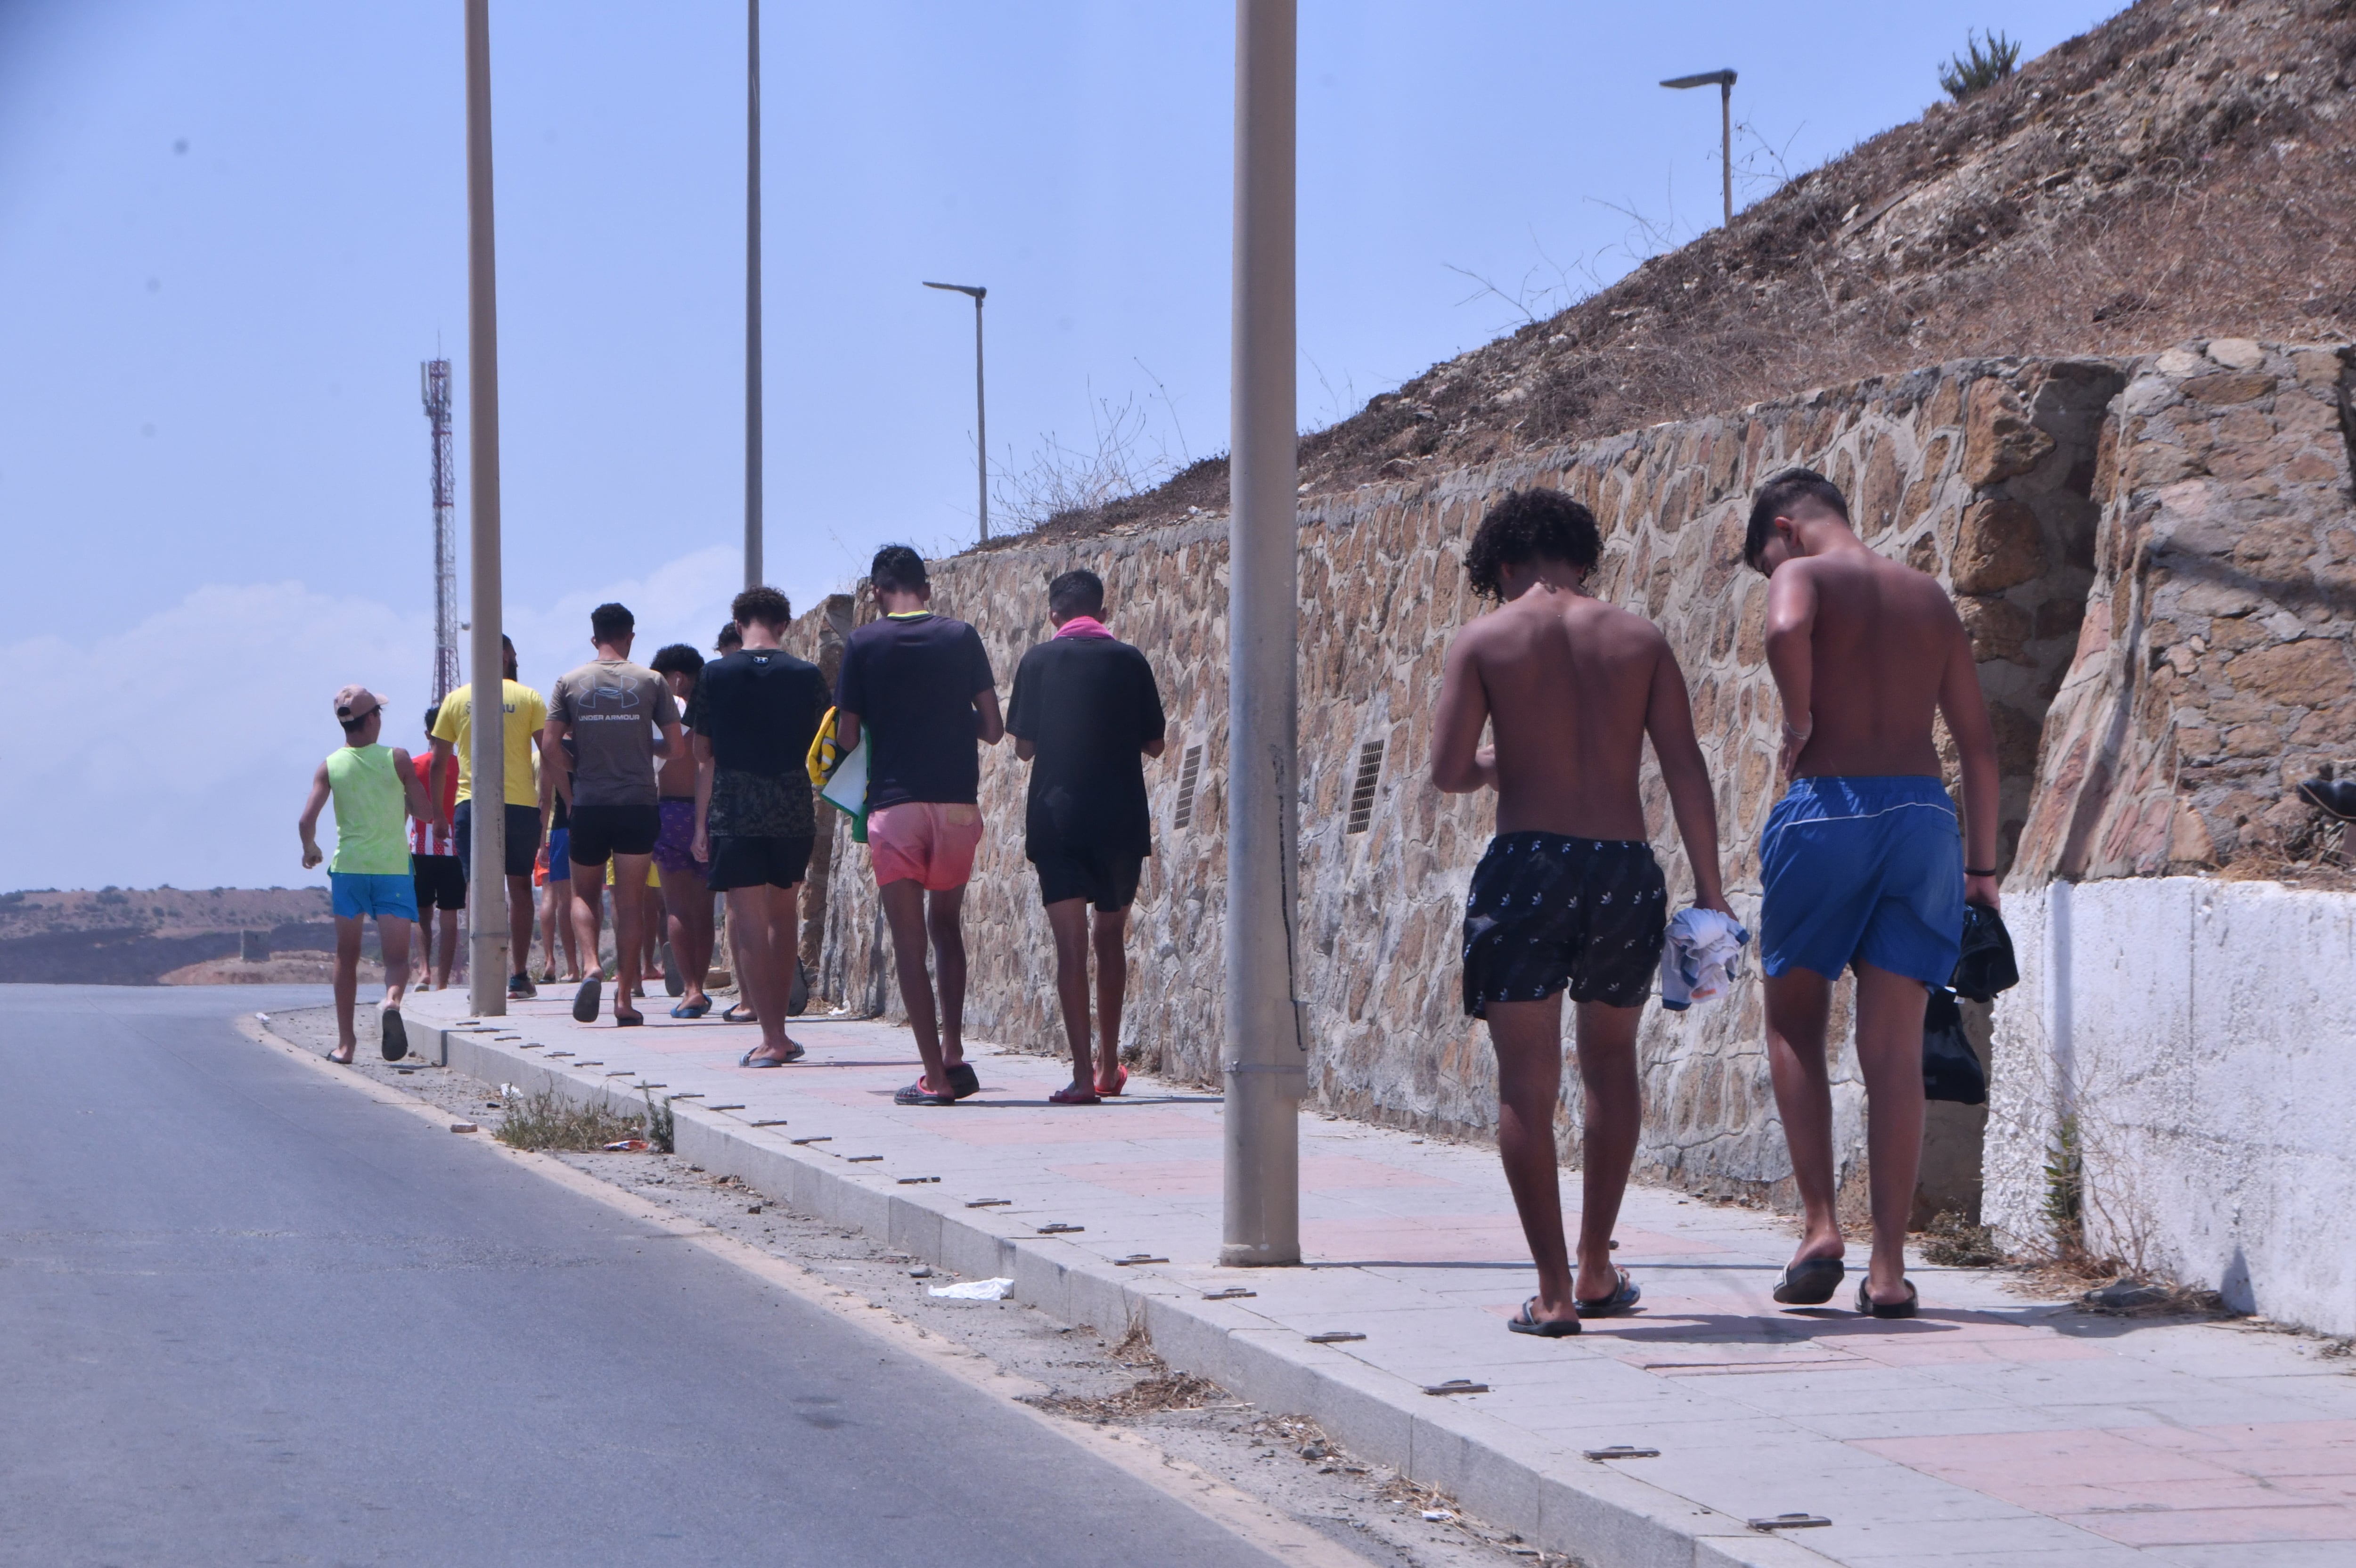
[589, 601, 635, 642]
[731, 585, 793, 631]
[1464, 489, 1602, 600]
[649, 643, 704, 679]
[1047, 569, 1104, 620]
[1744, 469, 1850, 570]
[870, 545, 928, 596]
[715, 622, 743, 652]
[423, 702, 441, 731]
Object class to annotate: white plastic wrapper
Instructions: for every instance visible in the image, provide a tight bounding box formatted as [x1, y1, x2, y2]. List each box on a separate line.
[927, 1277, 1015, 1301]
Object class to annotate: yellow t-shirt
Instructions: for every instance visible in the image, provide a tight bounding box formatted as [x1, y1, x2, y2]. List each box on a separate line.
[430, 679, 548, 808]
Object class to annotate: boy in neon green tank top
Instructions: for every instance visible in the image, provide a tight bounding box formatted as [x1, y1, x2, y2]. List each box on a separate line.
[298, 686, 438, 1064]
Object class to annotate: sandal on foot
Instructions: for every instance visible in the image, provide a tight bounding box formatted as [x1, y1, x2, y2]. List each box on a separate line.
[670, 997, 712, 1020]
[613, 1009, 643, 1028]
[893, 1078, 956, 1107]
[740, 1042, 805, 1067]
[1048, 1084, 1101, 1105]
[1574, 1267, 1642, 1318]
[1773, 1256, 1845, 1306]
[1507, 1296, 1580, 1337]
[721, 1003, 757, 1024]
[1857, 1278, 1919, 1319]
[943, 1060, 982, 1101]
[379, 1008, 409, 1062]
[327, 1044, 356, 1066]
[571, 976, 603, 1024]
[1095, 1064, 1128, 1098]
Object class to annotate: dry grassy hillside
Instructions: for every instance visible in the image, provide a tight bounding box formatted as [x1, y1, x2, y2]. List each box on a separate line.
[0, 887, 341, 985]
[1030, 0, 2356, 540]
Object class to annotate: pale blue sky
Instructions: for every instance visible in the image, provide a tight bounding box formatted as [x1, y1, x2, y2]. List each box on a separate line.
[1, 0, 2118, 890]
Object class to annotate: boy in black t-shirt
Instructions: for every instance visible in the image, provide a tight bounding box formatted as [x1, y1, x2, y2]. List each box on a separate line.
[834, 545, 1004, 1106]
[692, 586, 828, 1067]
[1005, 570, 1167, 1104]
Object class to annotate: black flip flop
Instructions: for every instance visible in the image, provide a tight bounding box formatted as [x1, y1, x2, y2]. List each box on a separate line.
[740, 1042, 805, 1068]
[613, 1010, 643, 1028]
[944, 1061, 982, 1101]
[1773, 1256, 1845, 1305]
[1574, 1267, 1642, 1318]
[1507, 1296, 1580, 1337]
[379, 1008, 408, 1062]
[721, 1003, 757, 1025]
[1857, 1278, 1920, 1319]
[571, 976, 603, 1024]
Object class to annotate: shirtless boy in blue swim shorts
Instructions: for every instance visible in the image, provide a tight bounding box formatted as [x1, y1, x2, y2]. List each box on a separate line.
[1432, 490, 1732, 1336]
[1747, 468, 2002, 1320]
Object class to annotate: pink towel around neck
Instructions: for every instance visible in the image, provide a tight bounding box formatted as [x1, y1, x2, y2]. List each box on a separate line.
[1054, 616, 1115, 640]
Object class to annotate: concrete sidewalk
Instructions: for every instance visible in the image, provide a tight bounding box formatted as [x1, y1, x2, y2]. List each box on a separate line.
[393, 987, 2356, 1568]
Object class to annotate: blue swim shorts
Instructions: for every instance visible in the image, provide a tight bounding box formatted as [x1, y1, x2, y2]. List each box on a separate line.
[1759, 776, 1963, 988]
[329, 870, 419, 923]
[547, 826, 572, 882]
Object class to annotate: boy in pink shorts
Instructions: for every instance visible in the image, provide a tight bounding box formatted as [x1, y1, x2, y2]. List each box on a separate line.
[834, 545, 1003, 1105]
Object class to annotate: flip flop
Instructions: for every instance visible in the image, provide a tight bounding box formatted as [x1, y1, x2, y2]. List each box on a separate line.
[1574, 1267, 1642, 1318]
[1506, 1296, 1580, 1337]
[1857, 1278, 1920, 1319]
[1772, 1256, 1845, 1306]
[613, 1010, 643, 1028]
[379, 1008, 409, 1062]
[943, 1061, 982, 1101]
[571, 976, 603, 1024]
[1094, 1064, 1128, 1098]
[893, 1078, 956, 1106]
[671, 998, 712, 1020]
[661, 941, 683, 997]
[740, 1042, 806, 1067]
[327, 1044, 356, 1066]
[1048, 1085, 1101, 1105]
[721, 1003, 757, 1025]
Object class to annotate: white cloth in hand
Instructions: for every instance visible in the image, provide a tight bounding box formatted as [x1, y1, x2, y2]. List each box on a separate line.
[1659, 907, 1749, 1011]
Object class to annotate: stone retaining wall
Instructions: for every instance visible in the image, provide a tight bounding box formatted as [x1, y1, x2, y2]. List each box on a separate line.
[787, 350, 2207, 1206]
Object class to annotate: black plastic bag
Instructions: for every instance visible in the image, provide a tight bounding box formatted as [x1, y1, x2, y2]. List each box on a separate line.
[1951, 904, 2019, 1002]
[1922, 987, 1988, 1104]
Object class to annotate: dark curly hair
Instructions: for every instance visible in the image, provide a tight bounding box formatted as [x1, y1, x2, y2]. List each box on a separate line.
[730, 585, 792, 631]
[649, 643, 704, 679]
[1464, 489, 1602, 600]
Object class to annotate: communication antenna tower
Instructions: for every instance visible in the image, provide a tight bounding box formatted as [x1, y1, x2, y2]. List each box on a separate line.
[421, 358, 460, 703]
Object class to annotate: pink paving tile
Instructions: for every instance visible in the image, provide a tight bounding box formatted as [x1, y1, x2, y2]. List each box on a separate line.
[1844, 1332, 2106, 1367]
[924, 1109, 1221, 1145]
[2120, 1420, 2356, 1473]
[2005, 1475, 2303, 1515]
[1049, 1156, 1453, 1197]
[2065, 1502, 2356, 1546]
[1303, 1215, 1534, 1263]
[1859, 1428, 2240, 1491]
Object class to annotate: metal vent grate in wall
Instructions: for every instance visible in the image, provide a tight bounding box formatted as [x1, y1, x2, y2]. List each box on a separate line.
[1173, 743, 1205, 830]
[1346, 739, 1385, 834]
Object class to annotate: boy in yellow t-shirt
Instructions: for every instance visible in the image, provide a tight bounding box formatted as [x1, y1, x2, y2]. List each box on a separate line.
[428, 633, 550, 1000]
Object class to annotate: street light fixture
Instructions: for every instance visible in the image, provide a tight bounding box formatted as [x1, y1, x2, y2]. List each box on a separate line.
[1660, 68, 1737, 229]
[923, 281, 989, 544]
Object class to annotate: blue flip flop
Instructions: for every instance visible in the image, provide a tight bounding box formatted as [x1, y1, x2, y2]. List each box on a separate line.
[1574, 1267, 1642, 1318]
[671, 998, 711, 1020]
[1507, 1296, 1580, 1337]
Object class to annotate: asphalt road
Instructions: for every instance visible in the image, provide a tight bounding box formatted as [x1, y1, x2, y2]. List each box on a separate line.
[0, 985, 1286, 1568]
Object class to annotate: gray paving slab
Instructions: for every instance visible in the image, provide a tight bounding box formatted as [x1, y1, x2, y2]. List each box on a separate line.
[398, 990, 2356, 1568]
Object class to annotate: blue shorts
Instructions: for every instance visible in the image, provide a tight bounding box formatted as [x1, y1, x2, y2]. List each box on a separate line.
[1760, 776, 1963, 988]
[329, 870, 419, 923]
[547, 827, 572, 881]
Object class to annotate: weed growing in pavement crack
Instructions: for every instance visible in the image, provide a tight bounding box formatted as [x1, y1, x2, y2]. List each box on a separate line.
[643, 1089, 675, 1154]
[493, 1087, 646, 1152]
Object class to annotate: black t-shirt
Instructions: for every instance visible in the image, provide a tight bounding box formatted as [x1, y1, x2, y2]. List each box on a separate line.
[835, 613, 996, 811]
[692, 647, 827, 776]
[1004, 635, 1166, 859]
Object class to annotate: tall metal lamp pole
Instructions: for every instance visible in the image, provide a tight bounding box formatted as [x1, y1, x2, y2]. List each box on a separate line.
[922, 281, 988, 544]
[1661, 68, 1737, 228]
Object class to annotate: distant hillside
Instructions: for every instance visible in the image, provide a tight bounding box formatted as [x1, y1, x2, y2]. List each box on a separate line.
[0, 887, 343, 985]
[1023, 0, 2356, 541]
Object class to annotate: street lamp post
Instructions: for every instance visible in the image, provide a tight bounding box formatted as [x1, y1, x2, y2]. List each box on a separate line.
[1221, 0, 1302, 1268]
[464, 0, 508, 1018]
[1660, 68, 1737, 229]
[745, 0, 763, 590]
[922, 281, 988, 544]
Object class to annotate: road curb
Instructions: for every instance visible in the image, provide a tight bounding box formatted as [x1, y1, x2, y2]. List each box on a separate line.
[427, 1020, 1834, 1568]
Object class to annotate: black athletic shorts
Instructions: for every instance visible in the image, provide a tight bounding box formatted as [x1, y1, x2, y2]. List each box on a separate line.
[454, 801, 543, 881]
[1032, 845, 1144, 912]
[568, 803, 661, 867]
[412, 853, 466, 912]
[705, 834, 814, 892]
[1461, 832, 1667, 1018]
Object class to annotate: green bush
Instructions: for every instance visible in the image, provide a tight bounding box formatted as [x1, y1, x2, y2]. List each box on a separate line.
[1940, 30, 2021, 101]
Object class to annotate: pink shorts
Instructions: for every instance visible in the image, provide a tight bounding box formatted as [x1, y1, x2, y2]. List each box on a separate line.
[868, 802, 984, 891]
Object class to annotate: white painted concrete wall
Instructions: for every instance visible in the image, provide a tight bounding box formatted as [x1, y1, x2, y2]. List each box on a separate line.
[1988, 877, 2356, 1336]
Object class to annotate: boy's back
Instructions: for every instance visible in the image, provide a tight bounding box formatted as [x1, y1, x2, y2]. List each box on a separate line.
[1005, 635, 1165, 858]
[1776, 550, 1960, 780]
[1454, 591, 1667, 840]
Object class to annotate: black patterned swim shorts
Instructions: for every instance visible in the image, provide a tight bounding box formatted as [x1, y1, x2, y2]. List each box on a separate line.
[1461, 832, 1668, 1018]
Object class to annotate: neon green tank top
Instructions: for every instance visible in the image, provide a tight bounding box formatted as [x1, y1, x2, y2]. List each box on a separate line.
[326, 744, 412, 875]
